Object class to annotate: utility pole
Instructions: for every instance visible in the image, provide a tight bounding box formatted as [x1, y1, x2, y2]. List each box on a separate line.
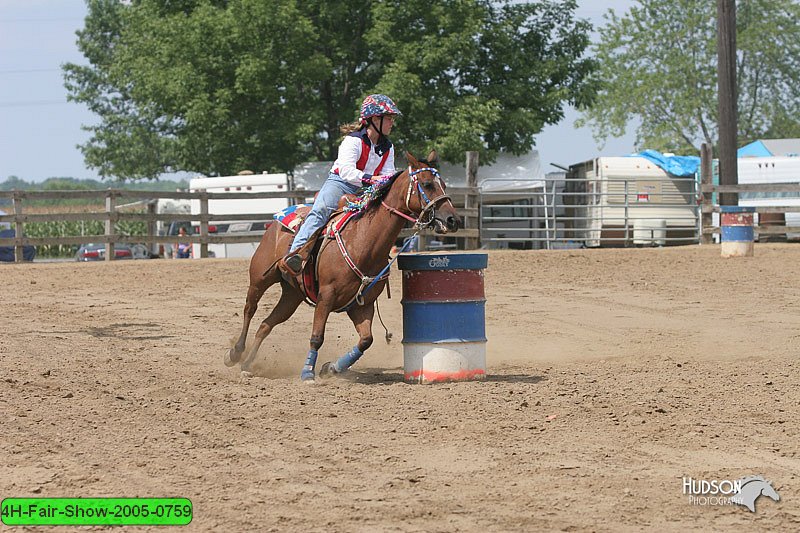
[717, 0, 738, 206]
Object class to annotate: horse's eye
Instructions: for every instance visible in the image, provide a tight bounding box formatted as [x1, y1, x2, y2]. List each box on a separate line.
[423, 182, 435, 191]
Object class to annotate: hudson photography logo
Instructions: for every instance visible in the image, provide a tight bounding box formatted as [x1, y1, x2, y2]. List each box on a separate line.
[683, 475, 781, 512]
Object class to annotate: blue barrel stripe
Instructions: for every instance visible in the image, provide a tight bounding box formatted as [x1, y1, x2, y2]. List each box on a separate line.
[398, 253, 488, 271]
[401, 301, 486, 343]
[721, 225, 754, 242]
[720, 206, 755, 213]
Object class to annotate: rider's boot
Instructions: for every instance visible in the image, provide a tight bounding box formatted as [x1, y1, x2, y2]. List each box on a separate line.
[279, 252, 304, 276]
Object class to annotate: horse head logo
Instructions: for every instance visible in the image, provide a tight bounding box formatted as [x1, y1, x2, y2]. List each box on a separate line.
[733, 476, 780, 513]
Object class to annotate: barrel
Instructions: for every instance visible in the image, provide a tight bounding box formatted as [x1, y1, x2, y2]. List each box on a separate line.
[397, 253, 488, 384]
[720, 206, 755, 257]
[757, 212, 786, 243]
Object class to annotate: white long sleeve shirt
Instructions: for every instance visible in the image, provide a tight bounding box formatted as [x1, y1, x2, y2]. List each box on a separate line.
[331, 130, 396, 186]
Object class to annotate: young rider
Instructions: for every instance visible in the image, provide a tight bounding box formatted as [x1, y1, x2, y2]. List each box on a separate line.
[280, 94, 401, 275]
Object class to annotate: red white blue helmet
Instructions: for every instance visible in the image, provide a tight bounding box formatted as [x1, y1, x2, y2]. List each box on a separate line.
[360, 94, 402, 124]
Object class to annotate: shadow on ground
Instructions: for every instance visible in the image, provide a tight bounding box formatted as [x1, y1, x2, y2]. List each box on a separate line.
[338, 368, 546, 385]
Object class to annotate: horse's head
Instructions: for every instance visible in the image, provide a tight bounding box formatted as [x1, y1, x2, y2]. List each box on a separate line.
[760, 482, 780, 502]
[735, 476, 781, 512]
[402, 150, 461, 234]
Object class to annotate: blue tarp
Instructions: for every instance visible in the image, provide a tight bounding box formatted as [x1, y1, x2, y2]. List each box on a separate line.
[628, 149, 700, 177]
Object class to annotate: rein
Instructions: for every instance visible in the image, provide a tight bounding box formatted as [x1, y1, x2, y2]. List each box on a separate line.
[332, 226, 392, 308]
[335, 164, 451, 309]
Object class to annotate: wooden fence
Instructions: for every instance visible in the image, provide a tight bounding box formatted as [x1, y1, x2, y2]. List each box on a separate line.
[697, 143, 800, 242]
[6, 156, 798, 262]
[699, 183, 800, 237]
[698, 145, 800, 242]
[0, 187, 480, 262]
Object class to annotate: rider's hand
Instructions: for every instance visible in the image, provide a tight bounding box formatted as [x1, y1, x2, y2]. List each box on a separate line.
[361, 174, 392, 185]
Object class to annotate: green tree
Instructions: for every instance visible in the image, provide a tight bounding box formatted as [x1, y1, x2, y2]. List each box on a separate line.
[0, 176, 30, 191]
[370, 0, 596, 161]
[578, 0, 800, 155]
[65, 0, 595, 180]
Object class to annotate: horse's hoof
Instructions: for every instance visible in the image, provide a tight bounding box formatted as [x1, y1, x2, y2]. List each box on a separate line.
[300, 368, 315, 383]
[240, 370, 253, 379]
[318, 362, 337, 380]
[224, 349, 241, 367]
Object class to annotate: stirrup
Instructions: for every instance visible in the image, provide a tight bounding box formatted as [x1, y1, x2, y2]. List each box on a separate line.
[282, 253, 303, 275]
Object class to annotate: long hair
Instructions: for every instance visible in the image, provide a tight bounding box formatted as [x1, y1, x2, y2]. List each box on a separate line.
[339, 121, 362, 136]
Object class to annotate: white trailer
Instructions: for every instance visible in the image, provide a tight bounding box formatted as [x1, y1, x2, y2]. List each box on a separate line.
[188, 172, 291, 258]
[566, 157, 699, 247]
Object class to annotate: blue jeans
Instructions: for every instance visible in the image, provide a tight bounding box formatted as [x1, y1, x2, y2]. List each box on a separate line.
[290, 173, 360, 252]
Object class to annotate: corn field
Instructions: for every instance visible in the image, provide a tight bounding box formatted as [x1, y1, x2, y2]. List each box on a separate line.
[23, 208, 148, 258]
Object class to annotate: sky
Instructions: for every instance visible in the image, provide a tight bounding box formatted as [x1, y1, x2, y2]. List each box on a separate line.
[0, 0, 638, 183]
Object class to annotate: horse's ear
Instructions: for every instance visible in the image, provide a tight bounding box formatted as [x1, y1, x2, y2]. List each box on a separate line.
[405, 151, 419, 166]
[426, 149, 439, 166]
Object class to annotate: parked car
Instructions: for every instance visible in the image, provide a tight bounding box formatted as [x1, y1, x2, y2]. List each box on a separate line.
[75, 243, 133, 261]
[0, 229, 36, 262]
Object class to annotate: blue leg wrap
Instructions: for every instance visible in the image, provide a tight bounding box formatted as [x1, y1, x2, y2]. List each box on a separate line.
[332, 346, 363, 373]
[301, 350, 318, 381]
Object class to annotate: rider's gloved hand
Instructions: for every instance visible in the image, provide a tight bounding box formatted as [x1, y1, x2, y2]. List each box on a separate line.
[361, 174, 394, 186]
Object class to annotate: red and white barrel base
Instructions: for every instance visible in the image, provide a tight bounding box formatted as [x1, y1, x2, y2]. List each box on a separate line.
[398, 253, 488, 384]
[403, 342, 486, 383]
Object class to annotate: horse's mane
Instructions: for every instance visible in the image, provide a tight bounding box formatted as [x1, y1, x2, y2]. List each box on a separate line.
[344, 169, 404, 214]
[345, 159, 439, 215]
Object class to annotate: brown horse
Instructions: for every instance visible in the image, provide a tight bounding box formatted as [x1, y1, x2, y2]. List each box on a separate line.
[225, 150, 460, 381]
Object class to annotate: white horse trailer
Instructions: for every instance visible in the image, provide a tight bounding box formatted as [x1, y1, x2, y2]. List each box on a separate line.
[189, 173, 291, 258]
[565, 157, 699, 247]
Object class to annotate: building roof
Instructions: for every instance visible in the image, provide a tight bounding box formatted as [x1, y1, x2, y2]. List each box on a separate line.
[738, 138, 800, 157]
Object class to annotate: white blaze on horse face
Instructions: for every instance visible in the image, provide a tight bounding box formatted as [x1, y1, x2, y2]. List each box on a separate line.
[403, 165, 454, 227]
[438, 177, 454, 210]
[431, 174, 456, 213]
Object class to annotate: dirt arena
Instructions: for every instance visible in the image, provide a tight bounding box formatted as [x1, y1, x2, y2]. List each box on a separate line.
[2, 244, 799, 531]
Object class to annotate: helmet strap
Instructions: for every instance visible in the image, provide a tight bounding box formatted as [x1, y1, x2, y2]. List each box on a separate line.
[366, 116, 387, 147]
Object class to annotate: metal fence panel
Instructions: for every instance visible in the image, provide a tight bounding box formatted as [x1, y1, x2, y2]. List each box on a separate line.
[479, 176, 701, 249]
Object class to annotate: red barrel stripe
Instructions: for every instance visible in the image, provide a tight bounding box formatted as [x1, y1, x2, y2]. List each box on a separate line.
[721, 213, 753, 226]
[401, 270, 485, 301]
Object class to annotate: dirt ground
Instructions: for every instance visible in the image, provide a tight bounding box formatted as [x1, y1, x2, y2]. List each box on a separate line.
[2, 244, 799, 532]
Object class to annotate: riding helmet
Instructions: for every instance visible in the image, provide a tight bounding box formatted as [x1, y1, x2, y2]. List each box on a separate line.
[360, 94, 402, 124]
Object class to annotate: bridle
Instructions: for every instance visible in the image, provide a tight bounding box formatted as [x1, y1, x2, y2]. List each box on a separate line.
[338, 164, 453, 308]
[382, 165, 452, 229]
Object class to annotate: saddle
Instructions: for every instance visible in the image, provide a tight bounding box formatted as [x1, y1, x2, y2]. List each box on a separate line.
[273, 194, 358, 234]
[273, 196, 363, 308]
